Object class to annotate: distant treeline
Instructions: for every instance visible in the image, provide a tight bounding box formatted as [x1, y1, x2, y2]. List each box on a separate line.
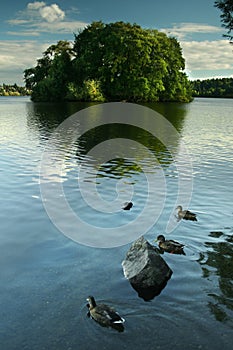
[0, 83, 31, 96]
[191, 78, 233, 98]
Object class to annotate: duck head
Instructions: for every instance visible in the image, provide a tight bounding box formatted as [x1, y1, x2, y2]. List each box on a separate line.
[176, 205, 183, 211]
[156, 235, 166, 243]
[86, 296, 96, 309]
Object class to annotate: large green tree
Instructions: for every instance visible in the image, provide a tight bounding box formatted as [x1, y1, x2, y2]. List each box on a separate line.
[72, 21, 192, 102]
[215, 0, 233, 41]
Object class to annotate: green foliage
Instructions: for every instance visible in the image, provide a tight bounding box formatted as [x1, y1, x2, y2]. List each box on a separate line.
[191, 77, 233, 98]
[24, 22, 192, 102]
[215, 0, 233, 41]
[0, 83, 30, 96]
[73, 21, 192, 102]
[24, 40, 73, 101]
[66, 80, 105, 102]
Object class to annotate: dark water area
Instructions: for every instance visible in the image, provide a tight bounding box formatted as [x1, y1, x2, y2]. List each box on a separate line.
[0, 96, 233, 349]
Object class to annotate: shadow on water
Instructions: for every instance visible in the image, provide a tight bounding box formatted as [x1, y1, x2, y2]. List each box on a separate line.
[198, 230, 233, 324]
[74, 102, 189, 178]
[26, 101, 99, 133]
[26, 100, 188, 133]
[76, 123, 173, 172]
[129, 278, 171, 301]
[142, 101, 189, 132]
[26, 100, 189, 179]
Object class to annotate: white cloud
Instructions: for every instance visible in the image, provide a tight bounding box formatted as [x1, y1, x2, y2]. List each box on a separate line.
[27, 2, 45, 10]
[7, 31, 40, 37]
[0, 40, 52, 84]
[39, 4, 65, 23]
[33, 20, 88, 33]
[160, 23, 233, 79]
[8, 19, 30, 25]
[181, 40, 233, 71]
[0, 40, 49, 69]
[27, 2, 65, 23]
[161, 22, 222, 40]
[67, 7, 80, 16]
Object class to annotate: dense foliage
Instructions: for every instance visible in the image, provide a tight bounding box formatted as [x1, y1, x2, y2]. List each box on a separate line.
[191, 77, 233, 97]
[0, 83, 30, 96]
[215, 0, 233, 41]
[24, 40, 74, 101]
[24, 21, 193, 103]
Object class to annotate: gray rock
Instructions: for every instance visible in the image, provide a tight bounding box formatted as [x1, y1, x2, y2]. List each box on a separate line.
[122, 236, 172, 300]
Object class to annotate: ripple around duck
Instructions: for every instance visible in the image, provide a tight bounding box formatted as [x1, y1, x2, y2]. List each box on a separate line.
[78, 296, 232, 350]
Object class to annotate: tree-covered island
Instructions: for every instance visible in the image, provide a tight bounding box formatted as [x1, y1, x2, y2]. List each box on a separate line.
[24, 21, 193, 103]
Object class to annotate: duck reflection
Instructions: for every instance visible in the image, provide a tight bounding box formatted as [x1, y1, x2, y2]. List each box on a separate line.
[198, 231, 233, 323]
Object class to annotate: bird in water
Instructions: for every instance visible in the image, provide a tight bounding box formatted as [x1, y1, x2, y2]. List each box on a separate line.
[122, 201, 133, 210]
[86, 296, 125, 330]
[156, 235, 186, 255]
[176, 205, 197, 221]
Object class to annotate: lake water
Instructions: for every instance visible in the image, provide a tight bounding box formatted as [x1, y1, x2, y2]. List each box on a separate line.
[0, 96, 233, 349]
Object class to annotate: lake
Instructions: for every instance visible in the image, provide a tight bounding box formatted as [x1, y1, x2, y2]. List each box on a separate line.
[0, 96, 233, 349]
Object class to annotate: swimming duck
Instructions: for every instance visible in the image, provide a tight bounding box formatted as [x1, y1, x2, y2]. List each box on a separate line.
[122, 202, 133, 210]
[156, 235, 186, 255]
[176, 205, 197, 221]
[86, 296, 125, 327]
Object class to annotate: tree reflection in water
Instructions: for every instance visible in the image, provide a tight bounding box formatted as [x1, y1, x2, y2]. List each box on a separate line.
[198, 231, 233, 324]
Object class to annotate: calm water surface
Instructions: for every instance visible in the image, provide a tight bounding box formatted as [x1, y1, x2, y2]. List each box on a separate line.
[0, 96, 233, 349]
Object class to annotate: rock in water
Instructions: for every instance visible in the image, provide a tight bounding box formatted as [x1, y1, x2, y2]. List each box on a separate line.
[122, 236, 172, 300]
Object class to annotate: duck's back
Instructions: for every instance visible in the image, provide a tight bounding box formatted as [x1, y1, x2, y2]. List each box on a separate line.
[91, 304, 123, 324]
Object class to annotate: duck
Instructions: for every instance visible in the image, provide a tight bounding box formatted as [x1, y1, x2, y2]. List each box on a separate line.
[156, 235, 186, 255]
[122, 201, 133, 210]
[176, 205, 197, 221]
[86, 296, 125, 328]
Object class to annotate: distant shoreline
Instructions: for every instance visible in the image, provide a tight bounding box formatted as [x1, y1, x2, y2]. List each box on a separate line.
[1, 77, 233, 99]
[0, 84, 31, 96]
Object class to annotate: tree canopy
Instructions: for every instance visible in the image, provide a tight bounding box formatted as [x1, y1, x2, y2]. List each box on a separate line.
[24, 21, 193, 102]
[215, 0, 233, 41]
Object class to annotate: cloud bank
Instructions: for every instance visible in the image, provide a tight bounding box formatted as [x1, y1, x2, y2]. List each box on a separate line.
[0, 40, 55, 84]
[182, 40, 233, 71]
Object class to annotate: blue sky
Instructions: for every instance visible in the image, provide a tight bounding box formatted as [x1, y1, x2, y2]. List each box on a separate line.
[0, 0, 232, 84]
